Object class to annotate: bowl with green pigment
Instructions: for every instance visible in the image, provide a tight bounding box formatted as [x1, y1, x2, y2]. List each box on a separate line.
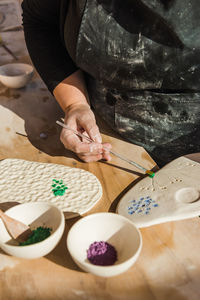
[0, 202, 65, 259]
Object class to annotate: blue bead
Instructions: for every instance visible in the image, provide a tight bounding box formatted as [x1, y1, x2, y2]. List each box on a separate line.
[153, 204, 158, 207]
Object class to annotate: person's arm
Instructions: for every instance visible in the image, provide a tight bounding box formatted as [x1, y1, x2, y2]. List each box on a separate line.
[21, 0, 77, 93]
[22, 0, 111, 161]
[54, 70, 112, 162]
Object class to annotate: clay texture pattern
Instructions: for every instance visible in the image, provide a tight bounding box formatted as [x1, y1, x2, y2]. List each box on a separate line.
[0, 159, 102, 214]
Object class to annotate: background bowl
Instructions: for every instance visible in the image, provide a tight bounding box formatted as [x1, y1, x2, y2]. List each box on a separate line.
[67, 212, 142, 277]
[0, 63, 34, 88]
[0, 202, 65, 259]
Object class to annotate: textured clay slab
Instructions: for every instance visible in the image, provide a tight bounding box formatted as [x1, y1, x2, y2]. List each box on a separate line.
[117, 156, 200, 227]
[0, 159, 102, 214]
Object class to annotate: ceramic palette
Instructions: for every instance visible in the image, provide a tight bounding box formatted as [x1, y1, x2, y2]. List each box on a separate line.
[0, 159, 102, 215]
[117, 156, 200, 227]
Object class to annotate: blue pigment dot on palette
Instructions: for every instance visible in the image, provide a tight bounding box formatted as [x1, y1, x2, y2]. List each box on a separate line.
[52, 179, 68, 196]
[127, 196, 159, 215]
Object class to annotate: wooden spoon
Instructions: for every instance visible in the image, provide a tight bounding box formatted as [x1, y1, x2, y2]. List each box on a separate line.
[0, 209, 32, 243]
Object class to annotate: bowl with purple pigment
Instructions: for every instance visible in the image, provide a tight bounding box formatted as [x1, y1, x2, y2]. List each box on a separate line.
[66, 212, 142, 277]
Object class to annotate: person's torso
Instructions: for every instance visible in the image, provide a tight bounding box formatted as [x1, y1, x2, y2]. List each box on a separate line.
[64, 0, 200, 91]
[63, 0, 200, 165]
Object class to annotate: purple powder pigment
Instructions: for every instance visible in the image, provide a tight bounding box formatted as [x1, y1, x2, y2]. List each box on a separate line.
[87, 241, 117, 266]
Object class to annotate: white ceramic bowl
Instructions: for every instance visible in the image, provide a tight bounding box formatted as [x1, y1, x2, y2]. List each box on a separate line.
[0, 63, 34, 88]
[67, 212, 142, 277]
[0, 202, 65, 259]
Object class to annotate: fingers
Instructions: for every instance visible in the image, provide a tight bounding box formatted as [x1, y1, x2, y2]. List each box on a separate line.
[60, 104, 112, 162]
[61, 130, 103, 154]
[78, 144, 112, 163]
[61, 130, 112, 162]
[78, 143, 112, 163]
[102, 143, 112, 161]
[78, 114, 102, 143]
[88, 125, 102, 143]
[65, 104, 102, 143]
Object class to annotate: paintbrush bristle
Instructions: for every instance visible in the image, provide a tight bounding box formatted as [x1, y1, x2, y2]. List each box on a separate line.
[145, 170, 155, 178]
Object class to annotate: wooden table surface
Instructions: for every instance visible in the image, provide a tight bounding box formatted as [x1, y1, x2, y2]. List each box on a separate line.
[1, 15, 200, 300]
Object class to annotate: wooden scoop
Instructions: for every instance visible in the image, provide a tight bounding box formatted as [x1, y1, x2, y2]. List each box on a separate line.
[0, 209, 32, 243]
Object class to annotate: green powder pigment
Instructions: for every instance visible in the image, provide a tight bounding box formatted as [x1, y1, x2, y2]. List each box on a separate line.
[52, 179, 68, 196]
[19, 226, 52, 246]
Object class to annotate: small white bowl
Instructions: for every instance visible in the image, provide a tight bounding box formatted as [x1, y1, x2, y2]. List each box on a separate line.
[67, 212, 142, 277]
[0, 63, 34, 88]
[0, 202, 65, 259]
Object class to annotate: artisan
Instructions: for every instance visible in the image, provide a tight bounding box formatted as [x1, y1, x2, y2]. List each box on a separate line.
[22, 0, 200, 167]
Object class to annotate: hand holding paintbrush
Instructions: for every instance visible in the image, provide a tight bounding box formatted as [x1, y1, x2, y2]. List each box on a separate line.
[56, 120, 155, 178]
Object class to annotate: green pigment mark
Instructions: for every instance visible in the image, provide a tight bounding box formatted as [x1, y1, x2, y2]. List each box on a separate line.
[52, 179, 68, 196]
[19, 227, 52, 246]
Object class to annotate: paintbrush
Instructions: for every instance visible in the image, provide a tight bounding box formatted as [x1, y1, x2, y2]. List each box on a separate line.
[56, 120, 155, 178]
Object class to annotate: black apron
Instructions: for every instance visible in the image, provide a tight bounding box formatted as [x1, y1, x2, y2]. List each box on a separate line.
[64, 0, 200, 166]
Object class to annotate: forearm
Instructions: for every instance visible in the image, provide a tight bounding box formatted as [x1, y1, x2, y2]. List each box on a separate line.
[56, 70, 111, 161]
[53, 70, 90, 112]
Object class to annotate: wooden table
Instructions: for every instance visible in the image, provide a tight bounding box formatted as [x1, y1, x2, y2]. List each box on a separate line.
[1, 18, 200, 300]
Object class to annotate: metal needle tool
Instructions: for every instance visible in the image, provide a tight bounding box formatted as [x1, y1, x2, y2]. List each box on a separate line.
[56, 120, 155, 177]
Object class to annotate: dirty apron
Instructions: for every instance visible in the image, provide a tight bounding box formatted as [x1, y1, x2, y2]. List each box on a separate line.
[64, 0, 200, 166]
